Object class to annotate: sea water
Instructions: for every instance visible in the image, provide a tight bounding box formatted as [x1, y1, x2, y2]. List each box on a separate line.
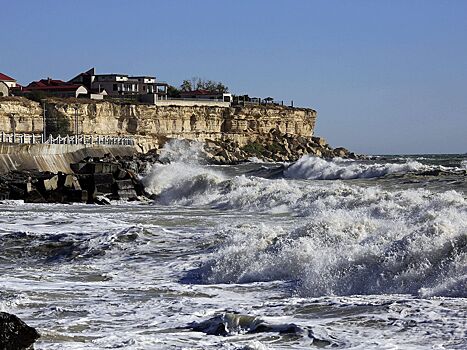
[0, 143, 465, 349]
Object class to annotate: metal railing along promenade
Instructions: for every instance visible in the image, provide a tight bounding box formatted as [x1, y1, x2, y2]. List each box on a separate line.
[0, 132, 135, 146]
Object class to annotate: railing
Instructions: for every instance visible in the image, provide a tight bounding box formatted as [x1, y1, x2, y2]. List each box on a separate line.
[0, 133, 45, 144]
[0, 132, 135, 146]
[232, 99, 294, 107]
[167, 97, 225, 102]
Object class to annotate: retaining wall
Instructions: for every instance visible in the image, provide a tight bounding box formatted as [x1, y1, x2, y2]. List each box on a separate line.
[0, 143, 137, 174]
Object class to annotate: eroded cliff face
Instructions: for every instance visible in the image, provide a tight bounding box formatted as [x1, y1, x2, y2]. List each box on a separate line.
[0, 97, 43, 134]
[0, 97, 317, 152]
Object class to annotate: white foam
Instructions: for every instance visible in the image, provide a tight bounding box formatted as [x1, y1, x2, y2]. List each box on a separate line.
[284, 155, 429, 179]
[2, 143, 466, 349]
[197, 182, 467, 298]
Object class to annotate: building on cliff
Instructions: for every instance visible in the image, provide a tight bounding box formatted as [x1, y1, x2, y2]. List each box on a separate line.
[0, 82, 9, 97]
[179, 89, 232, 103]
[69, 68, 168, 100]
[12, 78, 89, 99]
[0, 73, 17, 97]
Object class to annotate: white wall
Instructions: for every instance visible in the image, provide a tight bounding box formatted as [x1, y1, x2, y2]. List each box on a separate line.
[155, 99, 231, 107]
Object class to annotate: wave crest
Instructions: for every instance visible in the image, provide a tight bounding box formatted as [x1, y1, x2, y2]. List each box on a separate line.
[284, 155, 429, 180]
[199, 188, 467, 298]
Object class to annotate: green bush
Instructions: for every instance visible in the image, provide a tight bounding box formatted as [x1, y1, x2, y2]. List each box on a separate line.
[242, 142, 266, 156]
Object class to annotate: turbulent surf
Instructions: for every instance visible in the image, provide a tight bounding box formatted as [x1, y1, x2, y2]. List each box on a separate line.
[1, 142, 466, 349]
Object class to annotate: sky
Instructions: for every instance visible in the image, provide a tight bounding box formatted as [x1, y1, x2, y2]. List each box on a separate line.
[1, 0, 466, 154]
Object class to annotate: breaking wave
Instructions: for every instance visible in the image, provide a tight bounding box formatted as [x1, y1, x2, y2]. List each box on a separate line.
[143, 141, 467, 298]
[284, 155, 431, 180]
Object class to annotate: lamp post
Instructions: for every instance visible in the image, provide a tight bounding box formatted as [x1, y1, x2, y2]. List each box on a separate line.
[73, 105, 79, 143]
[9, 113, 17, 143]
[41, 100, 47, 143]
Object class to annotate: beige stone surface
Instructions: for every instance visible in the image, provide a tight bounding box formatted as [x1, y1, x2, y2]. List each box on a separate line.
[0, 97, 317, 153]
[0, 97, 43, 134]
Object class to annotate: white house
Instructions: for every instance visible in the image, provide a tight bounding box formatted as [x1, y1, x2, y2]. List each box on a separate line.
[0, 72, 17, 96]
[69, 68, 168, 99]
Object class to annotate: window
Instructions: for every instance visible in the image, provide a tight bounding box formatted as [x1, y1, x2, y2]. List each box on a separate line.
[113, 84, 118, 91]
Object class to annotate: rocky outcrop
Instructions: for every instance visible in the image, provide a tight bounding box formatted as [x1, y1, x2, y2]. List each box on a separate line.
[203, 131, 358, 164]
[0, 312, 40, 350]
[0, 97, 43, 134]
[44, 100, 316, 153]
[0, 97, 317, 153]
[0, 97, 361, 163]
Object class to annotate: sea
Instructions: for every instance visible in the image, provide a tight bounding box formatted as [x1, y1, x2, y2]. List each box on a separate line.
[1, 141, 466, 349]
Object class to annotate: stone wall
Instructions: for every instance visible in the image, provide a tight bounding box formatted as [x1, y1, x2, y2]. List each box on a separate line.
[0, 97, 317, 153]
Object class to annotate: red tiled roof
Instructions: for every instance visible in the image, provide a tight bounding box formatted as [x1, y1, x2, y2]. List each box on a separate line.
[23, 78, 85, 92]
[28, 79, 70, 87]
[0, 73, 16, 81]
[23, 85, 85, 92]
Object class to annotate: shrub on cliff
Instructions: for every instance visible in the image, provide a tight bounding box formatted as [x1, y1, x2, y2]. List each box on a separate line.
[242, 142, 266, 157]
[26, 90, 49, 103]
[167, 85, 181, 98]
[180, 77, 229, 93]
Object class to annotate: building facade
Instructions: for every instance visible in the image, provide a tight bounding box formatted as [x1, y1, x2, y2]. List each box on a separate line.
[0, 82, 9, 97]
[0, 73, 17, 96]
[69, 68, 168, 99]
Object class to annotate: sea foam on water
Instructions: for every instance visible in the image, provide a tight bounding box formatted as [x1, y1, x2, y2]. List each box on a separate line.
[3, 142, 464, 349]
[142, 145, 467, 298]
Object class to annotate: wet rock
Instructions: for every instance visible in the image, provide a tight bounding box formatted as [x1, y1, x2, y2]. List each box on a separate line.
[333, 147, 350, 158]
[312, 136, 327, 147]
[42, 175, 59, 191]
[95, 195, 111, 205]
[200, 131, 361, 164]
[188, 312, 337, 346]
[24, 189, 46, 203]
[0, 312, 40, 350]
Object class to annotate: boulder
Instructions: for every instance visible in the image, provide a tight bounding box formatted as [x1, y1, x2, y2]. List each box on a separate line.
[42, 175, 59, 191]
[333, 147, 350, 158]
[312, 136, 327, 147]
[0, 312, 40, 350]
[24, 189, 47, 203]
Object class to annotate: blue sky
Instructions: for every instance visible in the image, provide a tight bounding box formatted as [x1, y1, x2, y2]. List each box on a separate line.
[1, 0, 466, 154]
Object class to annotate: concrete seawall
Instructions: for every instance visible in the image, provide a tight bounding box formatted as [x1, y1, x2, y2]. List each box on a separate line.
[0, 143, 137, 174]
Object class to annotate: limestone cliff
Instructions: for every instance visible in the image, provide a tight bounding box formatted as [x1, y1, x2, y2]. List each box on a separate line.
[0, 97, 43, 134]
[0, 97, 317, 153]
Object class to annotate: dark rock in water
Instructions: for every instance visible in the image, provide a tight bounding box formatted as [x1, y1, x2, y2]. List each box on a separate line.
[0, 312, 40, 349]
[188, 312, 337, 346]
[245, 164, 286, 179]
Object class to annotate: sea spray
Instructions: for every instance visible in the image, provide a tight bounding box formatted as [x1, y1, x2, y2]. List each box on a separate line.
[142, 140, 226, 204]
[1, 150, 466, 349]
[198, 185, 466, 297]
[284, 155, 429, 180]
[142, 147, 466, 311]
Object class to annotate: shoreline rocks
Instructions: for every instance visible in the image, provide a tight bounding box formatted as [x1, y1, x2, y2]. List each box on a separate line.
[203, 131, 361, 164]
[0, 312, 40, 350]
[0, 153, 157, 204]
